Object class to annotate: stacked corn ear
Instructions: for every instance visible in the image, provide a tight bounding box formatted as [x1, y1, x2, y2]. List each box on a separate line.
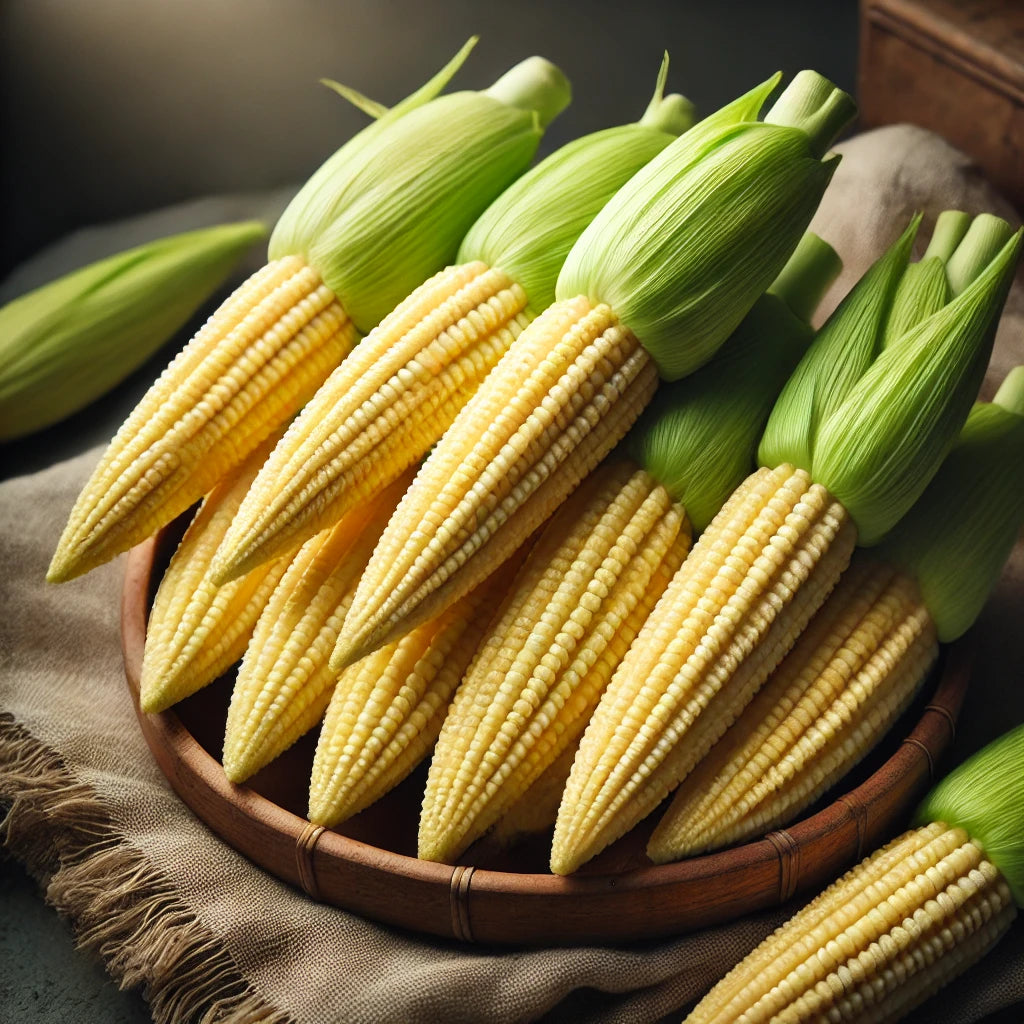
[551, 211, 1022, 875]
[307, 552, 526, 827]
[221, 471, 416, 783]
[139, 431, 291, 714]
[686, 723, 1024, 1023]
[651, 366, 1024, 859]
[417, 232, 840, 863]
[48, 42, 570, 583]
[0, 220, 265, 442]
[211, 58, 694, 584]
[335, 70, 856, 667]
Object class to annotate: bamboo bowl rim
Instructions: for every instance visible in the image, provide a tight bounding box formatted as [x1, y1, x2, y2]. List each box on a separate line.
[122, 528, 971, 947]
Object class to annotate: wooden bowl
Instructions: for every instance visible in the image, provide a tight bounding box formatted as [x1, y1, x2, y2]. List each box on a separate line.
[122, 525, 970, 947]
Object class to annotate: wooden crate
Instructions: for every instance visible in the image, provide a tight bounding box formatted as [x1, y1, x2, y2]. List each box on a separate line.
[859, 0, 1024, 211]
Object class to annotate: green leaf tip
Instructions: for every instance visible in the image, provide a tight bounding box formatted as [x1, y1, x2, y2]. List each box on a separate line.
[0, 220, 267, 442]
[640, 52, 696, 135]
[995, 364, 1024, 415]
[625, 232, 838, 532]
[557, 70, 851, 382]
[269, 46, 570, 332]
[915, 723, 1024, 908]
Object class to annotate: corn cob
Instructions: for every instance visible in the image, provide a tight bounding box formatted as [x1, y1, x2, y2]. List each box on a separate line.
[686, 722, 1024, 1023]
[48, 44, 570, 583]
[210, 60, 692, 584]
[0, 221, 265, 442]
[551, 213, 1021, 875]
[307, 555, 523, 827]
[221, 471, 414, 783]
[651, 370, 1024, 859]
[139, 431, 293, 714]
[417, 234, 839, 863]
[335, 71, 855, 667]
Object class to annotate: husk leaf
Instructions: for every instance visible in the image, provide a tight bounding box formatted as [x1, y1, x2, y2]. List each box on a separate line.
[269, 50, 570, 332]
[557, 71, 853, 380]
[813, 226, 1021, 545]
[757, 216, 919, 472]
[877, 374, 1024, 641]
[0, 220, 266, 441]
[459, 56, 693, 311]
[626, 232, 839, 531]
[915, 722, 1024, 907]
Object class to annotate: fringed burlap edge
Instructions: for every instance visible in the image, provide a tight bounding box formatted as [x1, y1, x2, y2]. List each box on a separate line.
[0, 712, 293, 1024]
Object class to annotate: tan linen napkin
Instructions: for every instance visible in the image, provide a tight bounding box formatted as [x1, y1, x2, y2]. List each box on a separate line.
[2, 127, 1023, 1023]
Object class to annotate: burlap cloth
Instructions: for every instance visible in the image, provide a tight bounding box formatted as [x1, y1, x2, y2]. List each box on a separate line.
[2, 126, 1023, 1023]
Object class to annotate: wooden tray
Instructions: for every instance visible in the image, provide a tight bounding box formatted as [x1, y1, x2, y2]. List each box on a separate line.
[121, 527, 971, 947]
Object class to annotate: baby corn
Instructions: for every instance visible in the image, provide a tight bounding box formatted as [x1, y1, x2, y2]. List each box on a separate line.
[686, 723, 1024, 1023]
[307, 555, 522, 827]
[221, 472, 414, 783]
[139, 431, 292, 714]
[652, 369, 1024, 859]
[418, 233, 839, 863]
[552, 212, 1021, 874]
[49, 43, 569, 582]
[337, 71, 855, 666]
[212, 61, 691, 582]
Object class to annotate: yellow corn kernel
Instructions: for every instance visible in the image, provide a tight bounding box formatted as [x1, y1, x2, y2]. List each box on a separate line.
[307, 558, 517, 828]
[220, 471, 413, 784]
[651, 556, 938, 859]
[49, 256, 357, 583]
[419, 459, 689, 863]
[686, 823, 1017, 1023]
[335, 296, 660, 667]
[551, 464, 857, 874]
[140, 432, 293, 714]
[212, 261, 532, 583]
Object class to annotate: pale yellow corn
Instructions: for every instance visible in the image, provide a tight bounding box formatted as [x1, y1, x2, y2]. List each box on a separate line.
[307, 557, 518, 828]
[651, 555, 938, 860]
[419, 459, 689, 862]
[551, 464, 858, 874]
[221, 471, 413, 783]
[335, 296, 660, 667]
[686, 822, 1017, 1023]
[139, 431, 294, 714]
[213, 261, 532, 583]
[49, 256, 357, 582]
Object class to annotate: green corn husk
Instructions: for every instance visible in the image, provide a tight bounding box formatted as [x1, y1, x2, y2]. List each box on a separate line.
[916, 722, 1024, 907]
[269, 42, 571, 333]
[0, 221, 266, 441]
[626, 232, 841, 531]
[815, 221, 1020, 545]
[459, 54, 694, 311]
[877, 367, 1024, 642]
[758, 215, 922, 472]
[760, 211, 1021, 545]
[557, 70, 855, 380]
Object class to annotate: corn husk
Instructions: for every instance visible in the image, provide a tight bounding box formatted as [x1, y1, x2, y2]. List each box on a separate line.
[270, 42, 571, 332]
[0, 221, 265, 441]
[916, 722, 1024, 907]
[459, 54, 694, 311]
[626, 232, 840, 531]
[878, 367, 1024, 641]
[557, 70, 854, 380]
